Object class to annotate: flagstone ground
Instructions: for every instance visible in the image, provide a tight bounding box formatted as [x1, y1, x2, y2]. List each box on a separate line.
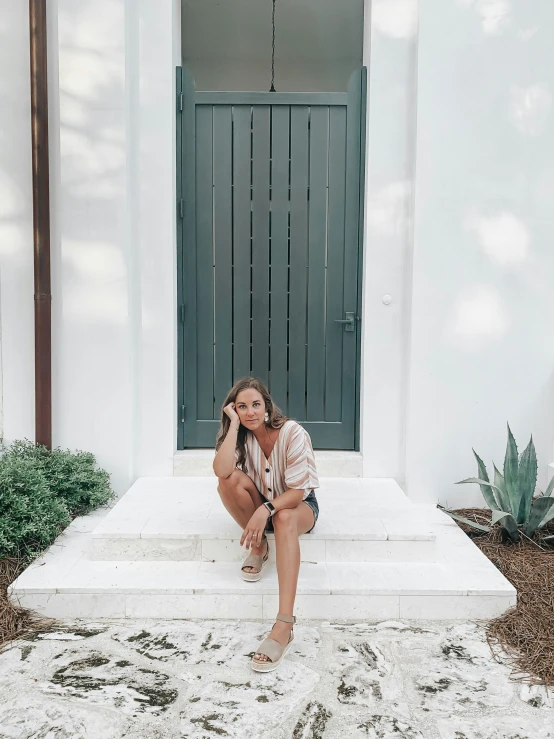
[0, 618, 552, 738]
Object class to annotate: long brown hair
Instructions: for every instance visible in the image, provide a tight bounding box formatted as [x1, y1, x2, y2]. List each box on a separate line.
[215, 377, 289, 474]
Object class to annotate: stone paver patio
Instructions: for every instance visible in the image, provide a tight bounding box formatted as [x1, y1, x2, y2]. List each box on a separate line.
[0, 618, 553, 738]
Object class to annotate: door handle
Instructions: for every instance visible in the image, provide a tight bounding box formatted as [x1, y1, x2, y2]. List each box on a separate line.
[334, 312, 355, 332]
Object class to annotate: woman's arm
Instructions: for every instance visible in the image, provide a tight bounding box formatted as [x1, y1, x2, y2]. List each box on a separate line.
[271, 488, 304, 511]
[213, 403, 240, 478]
[282, 423, 319, 501]
[240, 487, 304, 550]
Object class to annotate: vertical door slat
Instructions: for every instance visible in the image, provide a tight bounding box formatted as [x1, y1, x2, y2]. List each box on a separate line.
[306, 107, 329, 420]
[251, 106, 271, 385]
[232, 106, 252, 381]
[195, 105, 215, 419]
[288, 107, 309, 421]
[325, 106, 347, 421]
[213, 106, 234, 414]
[269, 106, 290, 411]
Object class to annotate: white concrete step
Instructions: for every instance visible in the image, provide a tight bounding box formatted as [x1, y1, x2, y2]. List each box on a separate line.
[90, 477, 438, 563]
[11, 557, 515, 621]
[9, 477, 517, 622]
[174, 450, 363, 477]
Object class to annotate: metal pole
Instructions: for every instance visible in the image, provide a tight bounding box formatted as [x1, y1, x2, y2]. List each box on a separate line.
[29, 0, 52, 449]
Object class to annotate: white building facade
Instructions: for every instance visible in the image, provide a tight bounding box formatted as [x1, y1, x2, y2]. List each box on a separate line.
[2, 0, 554, 507]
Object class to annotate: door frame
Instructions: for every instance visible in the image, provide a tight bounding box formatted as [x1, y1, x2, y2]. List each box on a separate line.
[175, 66, 367, 451]
[354, 67, 367, 452]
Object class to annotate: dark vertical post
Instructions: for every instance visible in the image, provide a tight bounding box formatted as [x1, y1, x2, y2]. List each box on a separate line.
[29, 0, 52, 449]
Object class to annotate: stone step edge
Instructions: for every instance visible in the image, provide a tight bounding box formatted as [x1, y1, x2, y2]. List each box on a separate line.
[90, 541, 437, 564]
[11, 584, 515, 597]
[10, 562, 516, 598]
[90, 531, 437, 542]
[10, 591, 518, 621]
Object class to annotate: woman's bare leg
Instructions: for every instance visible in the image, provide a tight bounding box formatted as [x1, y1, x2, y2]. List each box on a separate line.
[254, 503, 314, 663]
[217, 469, 267, 572]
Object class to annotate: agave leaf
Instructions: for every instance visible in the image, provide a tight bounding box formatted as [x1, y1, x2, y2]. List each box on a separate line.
[503, 423, 519, 518]
[438, 508, 491, 532]
[491, 510, 513, 525]
[537, 500, 554, 529]
[493, 463, 510, 512]
[469, 449, 500, 510]
[455, 477, 506, 507]
[516, 436, 537, 524]
[544, 475, 554, 498]
[491, 509, 519, 540]
[525, 497, 554, 536]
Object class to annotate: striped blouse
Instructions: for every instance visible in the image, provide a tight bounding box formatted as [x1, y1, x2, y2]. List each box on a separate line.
[239, 419, 319, 501]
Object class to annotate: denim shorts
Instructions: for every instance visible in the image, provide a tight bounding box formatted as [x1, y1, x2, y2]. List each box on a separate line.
[263, 490, 319, 534]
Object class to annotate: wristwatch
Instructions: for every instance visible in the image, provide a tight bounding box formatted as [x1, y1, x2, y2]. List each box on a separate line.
[263, 501, 276, 517]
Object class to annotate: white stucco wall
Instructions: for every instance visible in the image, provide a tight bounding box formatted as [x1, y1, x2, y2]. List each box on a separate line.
[2, 0, 553, 506]
[359, 0, 418, 483]
[405, 0, 554, 505]
[51, 0, 180, 493]
[1, 0, 180, 494]
[360, 0, 554, 507]
[0, 0, 35, 444]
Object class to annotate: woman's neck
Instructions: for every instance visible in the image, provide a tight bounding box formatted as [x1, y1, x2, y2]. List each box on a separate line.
[252, 423, 274, 444]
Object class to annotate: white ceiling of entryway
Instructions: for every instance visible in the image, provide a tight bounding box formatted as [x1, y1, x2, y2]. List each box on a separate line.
[182, 0, 364, 91]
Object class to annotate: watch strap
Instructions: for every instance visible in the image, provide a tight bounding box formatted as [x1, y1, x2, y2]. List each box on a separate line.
[263, 501, 276, 517]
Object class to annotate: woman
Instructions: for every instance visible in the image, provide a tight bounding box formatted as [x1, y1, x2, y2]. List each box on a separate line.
[213, 376, 320, 672]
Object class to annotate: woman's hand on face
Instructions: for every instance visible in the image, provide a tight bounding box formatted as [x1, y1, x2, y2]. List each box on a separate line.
[240, 506, 270, 550]
[223, 402, 240, 425]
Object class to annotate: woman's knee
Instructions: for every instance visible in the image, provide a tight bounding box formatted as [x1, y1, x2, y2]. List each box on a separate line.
[217, 469, 242, 494]
[273, 508, 295, 528]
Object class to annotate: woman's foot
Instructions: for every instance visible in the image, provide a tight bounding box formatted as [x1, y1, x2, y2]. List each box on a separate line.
[242, 536, 268, 574]
[253, 619, 293, 663]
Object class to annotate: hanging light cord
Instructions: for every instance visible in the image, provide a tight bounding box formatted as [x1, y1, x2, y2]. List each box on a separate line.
[270, 0, 276, 92]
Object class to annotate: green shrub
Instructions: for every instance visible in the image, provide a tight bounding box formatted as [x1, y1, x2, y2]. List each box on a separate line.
[1, 440, 114, 517]
[0, 455, 71, 560]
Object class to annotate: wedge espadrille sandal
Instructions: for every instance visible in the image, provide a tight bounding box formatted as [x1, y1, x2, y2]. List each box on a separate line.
[251, 613, 296, 672]
[241, 536, 269, 582]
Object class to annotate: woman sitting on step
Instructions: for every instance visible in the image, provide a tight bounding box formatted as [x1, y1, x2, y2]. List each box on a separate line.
[213, 376, 320, 672]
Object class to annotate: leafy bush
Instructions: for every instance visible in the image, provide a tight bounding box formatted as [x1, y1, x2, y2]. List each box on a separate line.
[440, 423, 554, 543]
[0, 455, 71, 560]
[1, 440, 113, 517]
[0, 439, 114, 562]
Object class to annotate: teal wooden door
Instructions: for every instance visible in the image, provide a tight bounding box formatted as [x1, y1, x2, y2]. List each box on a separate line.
[176, 68, 366, 449]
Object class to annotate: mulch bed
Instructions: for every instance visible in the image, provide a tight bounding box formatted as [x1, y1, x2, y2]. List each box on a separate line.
[453, 507, 554, 689]
[0, 559, 55, 651]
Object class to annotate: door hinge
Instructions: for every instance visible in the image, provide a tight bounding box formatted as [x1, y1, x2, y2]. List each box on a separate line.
[181, 404, 186, 423]
[179, 305, 185, 323]
[178, 91, 184, 111]
[179, 199, 184, 218]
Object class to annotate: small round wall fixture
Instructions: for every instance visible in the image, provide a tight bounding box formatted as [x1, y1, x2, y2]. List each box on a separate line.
[382, 294, 392, 305]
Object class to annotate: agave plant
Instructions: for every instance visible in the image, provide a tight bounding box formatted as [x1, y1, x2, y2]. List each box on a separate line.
[440, 423, 554, 543]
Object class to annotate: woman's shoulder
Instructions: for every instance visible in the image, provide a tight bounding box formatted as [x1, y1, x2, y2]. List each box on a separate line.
[281, 418, 300, 433]
[281, 419, 310, 442]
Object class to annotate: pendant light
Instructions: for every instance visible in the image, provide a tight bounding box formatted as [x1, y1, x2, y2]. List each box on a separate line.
[269, 0, 276, 92]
